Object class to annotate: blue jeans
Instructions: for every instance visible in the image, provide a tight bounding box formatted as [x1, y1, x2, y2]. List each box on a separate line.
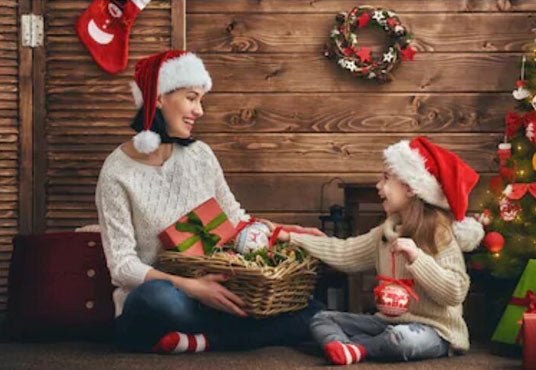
[115, 279, 323, 352]
[310, 311, 450, 361]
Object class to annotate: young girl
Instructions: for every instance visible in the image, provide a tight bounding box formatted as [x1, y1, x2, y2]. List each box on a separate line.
[270, 137, 485, 365]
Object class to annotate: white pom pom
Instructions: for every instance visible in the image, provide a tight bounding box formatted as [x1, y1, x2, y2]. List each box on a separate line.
[132, 130, 161, 154]
[453, 217, 485, 252]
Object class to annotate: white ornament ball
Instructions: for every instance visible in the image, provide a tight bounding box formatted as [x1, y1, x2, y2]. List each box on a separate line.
[235, 222, 270, 254]
[375, 284, 410, 317]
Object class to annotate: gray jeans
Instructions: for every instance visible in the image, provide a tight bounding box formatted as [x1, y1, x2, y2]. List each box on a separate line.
[310, 311, 450, 361]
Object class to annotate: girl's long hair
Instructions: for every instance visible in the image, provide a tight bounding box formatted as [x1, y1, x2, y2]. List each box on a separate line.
[400, 197, 454, 255]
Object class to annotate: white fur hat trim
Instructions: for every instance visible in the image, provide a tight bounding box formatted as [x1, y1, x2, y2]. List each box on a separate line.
[383, 140, 450, 210]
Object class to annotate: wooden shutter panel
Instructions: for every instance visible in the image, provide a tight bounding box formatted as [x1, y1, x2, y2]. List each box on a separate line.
[45, 0, 172, 231]
[0, 0, 20, 312]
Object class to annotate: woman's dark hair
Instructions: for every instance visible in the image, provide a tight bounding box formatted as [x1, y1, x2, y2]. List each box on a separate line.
[130, 108, 196, 147]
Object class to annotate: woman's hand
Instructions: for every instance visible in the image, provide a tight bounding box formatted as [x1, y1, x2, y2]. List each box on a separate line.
[391, 238, 419, 263]
[181, 274, 248, 317]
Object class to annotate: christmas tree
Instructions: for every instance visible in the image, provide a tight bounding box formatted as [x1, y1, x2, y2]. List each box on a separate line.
[470, 53, 536, 278]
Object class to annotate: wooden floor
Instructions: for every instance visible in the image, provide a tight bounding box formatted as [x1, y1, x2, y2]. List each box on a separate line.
[0, 341, 522, 370]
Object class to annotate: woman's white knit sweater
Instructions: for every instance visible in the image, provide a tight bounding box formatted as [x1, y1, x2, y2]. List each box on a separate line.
[95, 141, 247, 317]
[290, 215, 471, 352]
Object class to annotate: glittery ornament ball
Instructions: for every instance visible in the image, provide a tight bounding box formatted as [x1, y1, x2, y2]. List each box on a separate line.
[235, 222, 270, 254]
[375, 284, 410, 317]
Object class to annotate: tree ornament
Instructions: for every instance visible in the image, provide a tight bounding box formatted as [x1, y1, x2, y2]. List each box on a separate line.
[235, 222, 271, 254]
[500, 197, 522, 221]
[374, 283, 411, 316]
[476, 209, 492, 226]
[527, 121, 536, 143]
[483, 231, 505, 253]
[374, 253, 419, 317]
[325, 6, 414, 83]
[513, 57, 531, 100]
[498, 142, 512, 167]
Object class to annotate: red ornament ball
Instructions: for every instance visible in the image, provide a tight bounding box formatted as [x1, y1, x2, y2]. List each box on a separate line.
[483, 231, 505, 253]
[374, 283, 410, 317]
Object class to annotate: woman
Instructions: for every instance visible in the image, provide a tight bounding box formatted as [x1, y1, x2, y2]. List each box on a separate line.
[96, 50, 321, 353]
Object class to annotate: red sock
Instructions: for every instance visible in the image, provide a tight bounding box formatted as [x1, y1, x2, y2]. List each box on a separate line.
[152, 332, 209, 354]
[75, 0, 151, 74]
[324, 341, 366, 365]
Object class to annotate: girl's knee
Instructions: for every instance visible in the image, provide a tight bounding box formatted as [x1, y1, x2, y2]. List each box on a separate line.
[384, 324, 444, 361]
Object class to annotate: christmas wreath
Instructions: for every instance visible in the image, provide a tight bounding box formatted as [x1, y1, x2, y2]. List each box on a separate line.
[324, 6, 416, 83]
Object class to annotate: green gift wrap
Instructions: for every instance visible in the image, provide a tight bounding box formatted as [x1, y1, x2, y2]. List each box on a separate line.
[492, 259, 536, 345]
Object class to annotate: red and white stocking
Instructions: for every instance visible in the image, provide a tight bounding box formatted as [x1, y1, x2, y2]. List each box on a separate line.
[75, 0, 151, 74]
[152, 332, 209, 354]
[324, 341, 366, 365]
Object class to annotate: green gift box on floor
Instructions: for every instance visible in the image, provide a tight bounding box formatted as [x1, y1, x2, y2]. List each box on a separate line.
[492, 259, 536, 345]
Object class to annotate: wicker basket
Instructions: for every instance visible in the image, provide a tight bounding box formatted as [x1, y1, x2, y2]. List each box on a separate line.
[158, 250, 319, 318]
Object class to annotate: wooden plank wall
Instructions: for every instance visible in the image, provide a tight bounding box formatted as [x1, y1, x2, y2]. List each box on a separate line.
[44, 1, 536, 236]
[0, 0, 18, 312]
[188, 0, 534, 226]
[24, 3, 530, 229]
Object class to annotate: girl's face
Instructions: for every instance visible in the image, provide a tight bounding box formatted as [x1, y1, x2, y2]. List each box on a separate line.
[376, 167, 414, 215]
[157, 87, 205, 139]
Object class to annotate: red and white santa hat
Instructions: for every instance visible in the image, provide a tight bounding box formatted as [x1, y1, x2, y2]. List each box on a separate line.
[383, 136, 484, 251]
[129, 50, 212, 153]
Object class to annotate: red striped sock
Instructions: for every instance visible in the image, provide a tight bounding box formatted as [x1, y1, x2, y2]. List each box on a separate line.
[324, 341, 366, 365]
[152, 332, 209, 354]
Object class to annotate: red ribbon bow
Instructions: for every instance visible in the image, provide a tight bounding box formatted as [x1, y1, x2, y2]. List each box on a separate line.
[373, 275, 420, 303]
[505, 111, 536, 139]
[510, 290, 536, 314]
[509, 290, 536, 344]
[505, 183, 536, 200]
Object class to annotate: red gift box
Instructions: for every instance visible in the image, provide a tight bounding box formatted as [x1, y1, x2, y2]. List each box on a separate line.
[158, 198, 236, 256]
[524, 313, 536, 369]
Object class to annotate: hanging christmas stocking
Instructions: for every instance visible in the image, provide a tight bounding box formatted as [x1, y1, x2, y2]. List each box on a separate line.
[75, 0, 151, 74]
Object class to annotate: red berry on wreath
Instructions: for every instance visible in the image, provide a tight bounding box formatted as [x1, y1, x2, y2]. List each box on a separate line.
[356, 47, 372, 63]
[357, 12, 370, 28]
[400, 46, 416, 61]
[387, 18, 397, 27]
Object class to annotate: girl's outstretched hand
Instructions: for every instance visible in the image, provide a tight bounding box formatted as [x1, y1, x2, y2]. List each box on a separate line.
[391, 237, 419, 263]
[259, 219, 326, 242]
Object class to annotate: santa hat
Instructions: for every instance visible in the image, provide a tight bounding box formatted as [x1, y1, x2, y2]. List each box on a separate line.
[383, 136, 484, 252]
[129, 50, 212, 153]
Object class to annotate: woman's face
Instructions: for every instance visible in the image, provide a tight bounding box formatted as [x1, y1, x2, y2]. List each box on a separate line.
[376, 166, 414, 215]
[157, 87, 205, 139]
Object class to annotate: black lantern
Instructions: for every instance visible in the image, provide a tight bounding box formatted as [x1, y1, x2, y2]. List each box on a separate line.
[319, 178, 352, 238]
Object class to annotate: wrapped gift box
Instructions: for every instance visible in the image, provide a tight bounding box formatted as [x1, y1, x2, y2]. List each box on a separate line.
[492, 259, 536, 345]
[523, 313, 536, 369]
[158, 198, 236, 256]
